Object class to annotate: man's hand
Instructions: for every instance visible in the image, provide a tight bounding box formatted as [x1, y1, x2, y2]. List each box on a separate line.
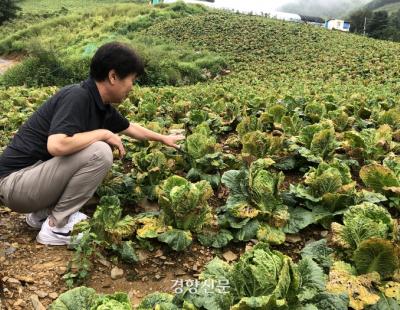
[121, 123, 185, 149]
[162, 134, 185, 149]
[105, 132, 126, 159]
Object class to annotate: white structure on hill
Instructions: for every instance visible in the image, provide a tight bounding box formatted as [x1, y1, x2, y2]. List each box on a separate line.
[269, 11, 302, 22]
[325, 19, 351, 32]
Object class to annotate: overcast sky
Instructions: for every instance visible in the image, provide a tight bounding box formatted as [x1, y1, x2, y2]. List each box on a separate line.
[164, 0, 295, 13]
[211, 0, 294, 13]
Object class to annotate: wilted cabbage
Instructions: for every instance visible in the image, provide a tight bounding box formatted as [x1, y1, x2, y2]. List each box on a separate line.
[221, 159, 288, 244]
[343, 125, 393, 162]
[157, 175, 213, 232]
[96, 169, 135, 204]
[236, 115, 259, 137]
[293, 120, 338, 163]
[241, 130, 283, 159]
[378, 108, 400, 130]
[267, 104, 288, 124]
[65, 196, 137, 287]
[184, 124, 226, 188]
[281, 113, 304, 136]
[360, 159, 400, 208]
[132, 148, 171, 201]
[326, 261, 380, 310]
[78, 196, 135, 245]
[135, 175, 215, 251]
[177, 243, 342, 310]
[353, 238, 399, 279]
[49, 286, 132, 310]
[327, 109, 350, 132]
[290, 159, 355, 212]
[304, 101, 326, 123]
[331, 202, 394, 250]
[186, 132, 216, 159]
[137, 292, 178, 310]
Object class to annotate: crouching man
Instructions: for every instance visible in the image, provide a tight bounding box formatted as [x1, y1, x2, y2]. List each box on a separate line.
[0, 42, 184, 245]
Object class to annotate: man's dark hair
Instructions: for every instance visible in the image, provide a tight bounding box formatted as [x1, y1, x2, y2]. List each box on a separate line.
[90, 42, 144, 81]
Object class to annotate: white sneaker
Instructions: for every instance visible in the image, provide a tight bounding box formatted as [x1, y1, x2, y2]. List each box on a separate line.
[36, 211, 88, 246]
[26, 209, 50, 230]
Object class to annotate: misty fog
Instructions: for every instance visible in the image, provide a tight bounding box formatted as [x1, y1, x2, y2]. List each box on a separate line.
[279, 0, 372, 18]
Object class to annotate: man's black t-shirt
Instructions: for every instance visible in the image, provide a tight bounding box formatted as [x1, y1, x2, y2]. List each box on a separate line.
[0, 78, 130, 178]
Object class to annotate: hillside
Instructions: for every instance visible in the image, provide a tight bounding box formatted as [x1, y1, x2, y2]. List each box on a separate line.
[365, 0, 400, 11]
[1, 3, 400, 97]
[378, 2, 400, 12]
[18, 0, 135, 13]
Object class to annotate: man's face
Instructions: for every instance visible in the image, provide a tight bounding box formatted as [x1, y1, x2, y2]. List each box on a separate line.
[110, 73, 137, 104]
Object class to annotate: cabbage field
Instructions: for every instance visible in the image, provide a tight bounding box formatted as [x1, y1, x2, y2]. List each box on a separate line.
[1, 1, 400, 309]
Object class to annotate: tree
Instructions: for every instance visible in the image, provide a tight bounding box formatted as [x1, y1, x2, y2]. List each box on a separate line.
[390, 8, 400, 30]
[0, 0, 21, 25]
[348, 9, 373, 34]
[366, 10, 390, 39]
[385, 9, 400, 42]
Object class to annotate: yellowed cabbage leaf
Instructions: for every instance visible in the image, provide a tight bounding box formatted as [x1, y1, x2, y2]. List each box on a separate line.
[136, 217, 165, 238]
[379, 281, 400, 302]
[326, 261, 380, 310]
[330, 222, 350, 249]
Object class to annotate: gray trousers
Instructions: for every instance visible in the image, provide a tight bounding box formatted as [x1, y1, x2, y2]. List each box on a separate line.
[0, 141, 113, 227]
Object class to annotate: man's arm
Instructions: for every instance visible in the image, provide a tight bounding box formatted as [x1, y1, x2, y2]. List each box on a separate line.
[48, 129, 125, 157]
[121, 123, 184, 148]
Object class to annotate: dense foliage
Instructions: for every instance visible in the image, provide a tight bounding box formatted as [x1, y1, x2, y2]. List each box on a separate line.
[0, 0, 20, 25]
[349, 7, 400, 42]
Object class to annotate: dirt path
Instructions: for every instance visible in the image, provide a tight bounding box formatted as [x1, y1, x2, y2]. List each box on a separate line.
[0, 58, 16, 75]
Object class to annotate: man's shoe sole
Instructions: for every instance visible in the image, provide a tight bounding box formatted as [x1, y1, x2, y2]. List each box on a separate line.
[36, 231, 71, 246]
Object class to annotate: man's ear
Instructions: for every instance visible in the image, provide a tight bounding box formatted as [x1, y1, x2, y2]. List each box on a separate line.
[108, 70, 117, 85]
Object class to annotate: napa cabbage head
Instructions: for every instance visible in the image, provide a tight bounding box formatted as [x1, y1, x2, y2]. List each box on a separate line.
[132, 149, 170, 200]
[290, 160, 355, 212]
[49, 286, 132, 310]
[186, 132, 217, 159]
[295, 120, 338, 163]
[180, 243, 331, 309]
[158, 175, 213, 231]
[331, 202, 394, 250]
[222, 159, 289, 228]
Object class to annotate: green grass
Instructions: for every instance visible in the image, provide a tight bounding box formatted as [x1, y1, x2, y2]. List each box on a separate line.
[19, 0, 138, 13]
[0, 3, 226, 87]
